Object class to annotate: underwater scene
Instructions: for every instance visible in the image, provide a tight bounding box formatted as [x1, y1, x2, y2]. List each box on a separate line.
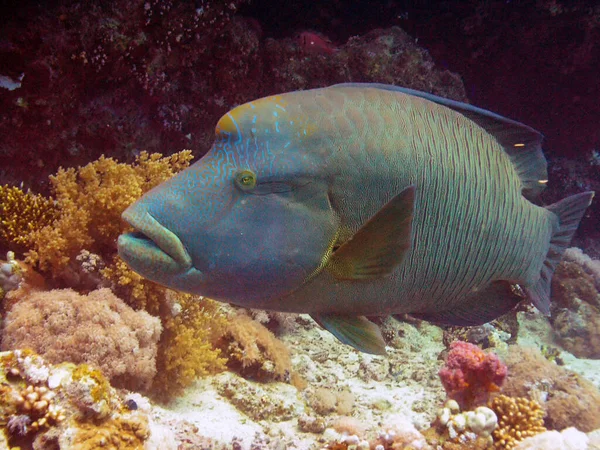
[0, 0, 600, 449]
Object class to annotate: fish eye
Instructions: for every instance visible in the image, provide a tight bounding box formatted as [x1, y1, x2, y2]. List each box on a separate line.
[235, 170, 257, 191]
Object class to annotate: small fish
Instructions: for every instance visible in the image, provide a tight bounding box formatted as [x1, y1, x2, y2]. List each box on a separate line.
[118, 83, 594, 355]
[297, 30, 338, 55]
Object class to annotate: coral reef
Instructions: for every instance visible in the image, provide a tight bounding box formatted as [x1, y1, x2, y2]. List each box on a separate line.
[501, 345, 600, 432]
[64, 415, 149, 450]
[489, 395, 546, 449]
[217, 312, 291, 382]
[432, 399, 497, 447]
[321, 414, 433, 449]
[1, 288, 162, 391]
[307, 387, 355, 416]
[0, 350, 150, 449]
[0, 150, 240, 402]
[216, 374, 296, 422]
[5, 383, 66, 436]
[563, 247, 600, 286]
[513, 427, 591, 450]
[0, 0, 248, 191]
[549, 248, 600, 360]
[151, 294, 227, 400]
[0, 251, 23, 301]
[23, 150, 192, 281]
[101, 255, 171, 315]
[263, 26, 466, 99]
[439, 341, 508, 409]
[0, 0, 466, 195]
[551, 257, 600, 358]
[442, 322, 515, 350]
[0, 150, 193, 310]
[0, 185, 57, 252]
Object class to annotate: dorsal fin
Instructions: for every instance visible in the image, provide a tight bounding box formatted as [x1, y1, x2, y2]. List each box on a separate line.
[332, 83, 548, 200]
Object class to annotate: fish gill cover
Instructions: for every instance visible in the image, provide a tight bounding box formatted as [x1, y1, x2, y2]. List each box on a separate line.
[0, 1, 599, 449]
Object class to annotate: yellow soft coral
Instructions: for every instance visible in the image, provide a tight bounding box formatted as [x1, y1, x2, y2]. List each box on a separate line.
[151, 294, 228, 401]
[24, 150, 193, 274]
[490, 395, 546, 449]
[0, 185, 58, 250]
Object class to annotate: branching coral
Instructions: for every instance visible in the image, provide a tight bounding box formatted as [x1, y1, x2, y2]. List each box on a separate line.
[151, 294, 228, 401]
[489, 395, 546, 449]
[23, 150, 192, 278]
[0, 185, 58, 251]
[1, 288, 162, 391]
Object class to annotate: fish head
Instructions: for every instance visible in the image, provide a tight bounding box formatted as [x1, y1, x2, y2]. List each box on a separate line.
[118, 94, 339, 307]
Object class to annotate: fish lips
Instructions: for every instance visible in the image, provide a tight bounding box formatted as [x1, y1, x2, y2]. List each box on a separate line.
[118, 207, 194, 277]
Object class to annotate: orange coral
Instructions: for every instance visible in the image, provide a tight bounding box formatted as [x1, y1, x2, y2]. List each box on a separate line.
[490, 395, 545, 449]
[68, 414, 149, 450]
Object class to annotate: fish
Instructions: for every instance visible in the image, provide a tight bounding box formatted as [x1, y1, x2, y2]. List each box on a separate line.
[297, 30, 338, 55]
[117, 83, 595, 355]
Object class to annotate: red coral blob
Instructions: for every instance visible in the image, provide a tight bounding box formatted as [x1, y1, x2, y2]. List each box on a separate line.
[439, 341, 508, 409]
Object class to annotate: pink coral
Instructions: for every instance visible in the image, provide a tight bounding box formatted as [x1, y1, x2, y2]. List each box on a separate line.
[1, 288, 162, 391]
[439, 341, 507, 409]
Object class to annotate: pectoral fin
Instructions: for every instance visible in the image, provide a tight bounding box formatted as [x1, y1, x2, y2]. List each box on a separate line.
[327, 185, 415, 280]
[311, 314, 387, 355]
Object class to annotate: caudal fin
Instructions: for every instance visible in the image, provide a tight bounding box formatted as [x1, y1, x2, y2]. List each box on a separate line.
[527, 191, 595, 314]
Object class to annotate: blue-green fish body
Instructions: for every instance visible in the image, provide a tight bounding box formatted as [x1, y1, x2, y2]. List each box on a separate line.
[118, 84, 594, 354]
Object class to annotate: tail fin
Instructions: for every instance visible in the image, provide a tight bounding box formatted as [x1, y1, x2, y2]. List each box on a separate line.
[527, 191, 595, 314]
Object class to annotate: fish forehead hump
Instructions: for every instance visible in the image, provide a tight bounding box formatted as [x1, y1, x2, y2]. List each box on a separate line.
[215, 93, 321, 144]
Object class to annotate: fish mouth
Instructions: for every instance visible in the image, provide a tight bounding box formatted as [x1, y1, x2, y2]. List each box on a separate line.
[119, 208, 193, 270]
